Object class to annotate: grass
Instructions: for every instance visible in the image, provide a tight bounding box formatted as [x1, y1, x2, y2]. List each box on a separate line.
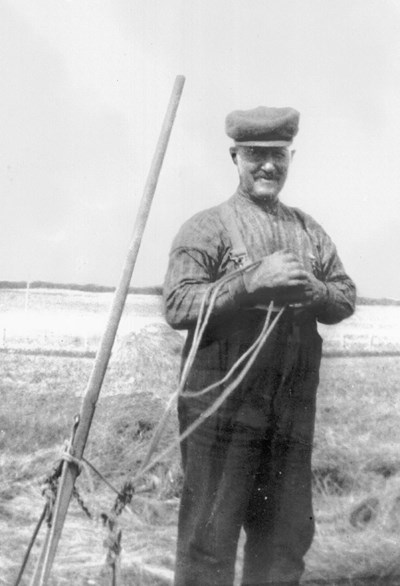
[0, 323, 183, 586]
[313, 356, 400, 489]
[1, 295, 400, 584]
[303, 355, 400, 585]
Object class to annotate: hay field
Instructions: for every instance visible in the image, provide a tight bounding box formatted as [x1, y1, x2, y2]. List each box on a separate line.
[1, 290, 400, 585]
[1, 288, 400, 355]
[0, 289, 165, 355]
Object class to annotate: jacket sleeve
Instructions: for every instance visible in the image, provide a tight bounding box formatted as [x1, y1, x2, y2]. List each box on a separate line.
[312, 225, 356, 325]
[163, 211, 247, 330]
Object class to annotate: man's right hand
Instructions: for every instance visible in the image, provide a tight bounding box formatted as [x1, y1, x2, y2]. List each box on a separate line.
[243, 250, 310, 303]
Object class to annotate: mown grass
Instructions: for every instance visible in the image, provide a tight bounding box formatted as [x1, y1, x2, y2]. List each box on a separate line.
[305, 355, 400, 585]
[0, 324, 182, 585]
[314, 356, 400, 489]
[1, 322, 400, 585]
[0, 324, 183, 485]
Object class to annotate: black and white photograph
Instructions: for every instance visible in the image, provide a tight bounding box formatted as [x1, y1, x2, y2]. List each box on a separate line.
[1, 1, 400, 585]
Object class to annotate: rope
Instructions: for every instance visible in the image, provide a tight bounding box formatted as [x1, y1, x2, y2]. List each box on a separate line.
[61, 449, 95, 497]
[131, 305, 285, 484]
[81, 457, 127, 500]
[60, 446, 144, 518]
[183, 300, 276, 398]
[13, 446, 73, 584]
[132, 263, 286, 483]
[101, 480, 135, 585]
[80, 457, 156, 501]
[178, 262, 262, 388]
[139, 263, 264, 472]
[15, 432, 148, 585]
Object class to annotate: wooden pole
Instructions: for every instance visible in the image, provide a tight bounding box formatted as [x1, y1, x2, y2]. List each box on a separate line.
[30, 74, 185, 586]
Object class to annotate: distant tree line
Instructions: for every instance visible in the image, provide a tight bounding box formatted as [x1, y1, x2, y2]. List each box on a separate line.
[0, 281, 399, 304]
[0, 281, 163, 295]
[357, 296, 400, 306]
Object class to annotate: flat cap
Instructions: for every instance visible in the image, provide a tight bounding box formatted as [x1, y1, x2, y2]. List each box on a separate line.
[225, 106, 300, 146]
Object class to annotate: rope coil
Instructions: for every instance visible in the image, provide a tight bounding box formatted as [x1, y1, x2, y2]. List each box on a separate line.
[132, 265, 286, 484]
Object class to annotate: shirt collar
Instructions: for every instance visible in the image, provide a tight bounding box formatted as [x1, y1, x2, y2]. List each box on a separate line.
[234, 188, 281, 215]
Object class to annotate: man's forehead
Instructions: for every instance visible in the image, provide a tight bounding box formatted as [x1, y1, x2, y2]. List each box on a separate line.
[239, 145, 289, 151]
[235, 145, 290, 155]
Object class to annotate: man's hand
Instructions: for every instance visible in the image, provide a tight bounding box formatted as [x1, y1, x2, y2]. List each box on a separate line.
[301, 272, 328, 307]
[243, 250, 327, 308]
[243, 250, 309, 293]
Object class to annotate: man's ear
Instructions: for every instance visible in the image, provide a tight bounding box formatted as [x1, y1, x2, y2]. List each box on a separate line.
[229, 147, 238, 165]
[290, 149, 296, 161]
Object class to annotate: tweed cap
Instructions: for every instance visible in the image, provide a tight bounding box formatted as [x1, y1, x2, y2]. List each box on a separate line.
[225, 106, 300, 146]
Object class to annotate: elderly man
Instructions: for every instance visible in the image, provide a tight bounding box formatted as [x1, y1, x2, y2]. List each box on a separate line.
[163, 107, 356, 586]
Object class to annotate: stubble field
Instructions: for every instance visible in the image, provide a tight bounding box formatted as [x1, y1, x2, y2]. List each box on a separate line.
[1, 289, 400, 585]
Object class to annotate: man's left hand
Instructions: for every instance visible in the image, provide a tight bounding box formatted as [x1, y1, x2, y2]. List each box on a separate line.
[299, 273, 328, 308]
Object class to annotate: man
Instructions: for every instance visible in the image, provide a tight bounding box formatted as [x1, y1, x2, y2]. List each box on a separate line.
[163, 106, 356, 586]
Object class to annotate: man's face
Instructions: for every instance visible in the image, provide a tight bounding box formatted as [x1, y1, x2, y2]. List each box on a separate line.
[231, 146, 292, 203]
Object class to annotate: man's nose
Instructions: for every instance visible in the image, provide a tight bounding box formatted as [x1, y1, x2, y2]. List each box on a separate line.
[261, 157, 275, 172]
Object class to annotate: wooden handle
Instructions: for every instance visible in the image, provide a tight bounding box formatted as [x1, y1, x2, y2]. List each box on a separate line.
[30, 74, 186, 586]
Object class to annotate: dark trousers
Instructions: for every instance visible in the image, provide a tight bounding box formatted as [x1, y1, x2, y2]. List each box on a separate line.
[174, 381, 317, 585]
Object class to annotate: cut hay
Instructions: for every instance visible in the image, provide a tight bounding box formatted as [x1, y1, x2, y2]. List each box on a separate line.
[103, 323, 184, 399]
[304, 476, 400, 584]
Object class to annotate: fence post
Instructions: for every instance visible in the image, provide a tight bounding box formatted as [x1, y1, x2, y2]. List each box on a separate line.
[24, 281, 30, 313]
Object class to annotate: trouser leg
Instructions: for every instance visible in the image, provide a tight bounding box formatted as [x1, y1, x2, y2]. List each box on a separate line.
[175, 320, 320, 586]
[241, 351, 318, 586]
[174, 407, 266, 586]
[242, 435, 314, 585]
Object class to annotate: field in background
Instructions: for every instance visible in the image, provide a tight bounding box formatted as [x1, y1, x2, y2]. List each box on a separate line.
[1, 288, 400, 356]
[0, 289, 164, 355]
[1, 289, 400, 585]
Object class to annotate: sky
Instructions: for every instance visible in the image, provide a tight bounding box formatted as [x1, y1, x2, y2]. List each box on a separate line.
[1, 0, 400, 299]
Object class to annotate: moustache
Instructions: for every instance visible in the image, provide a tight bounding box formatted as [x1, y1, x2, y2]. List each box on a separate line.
[255, 171, 282, 180]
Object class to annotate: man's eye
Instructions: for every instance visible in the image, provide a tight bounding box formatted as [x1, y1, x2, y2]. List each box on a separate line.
[248, 148, 263, 158]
